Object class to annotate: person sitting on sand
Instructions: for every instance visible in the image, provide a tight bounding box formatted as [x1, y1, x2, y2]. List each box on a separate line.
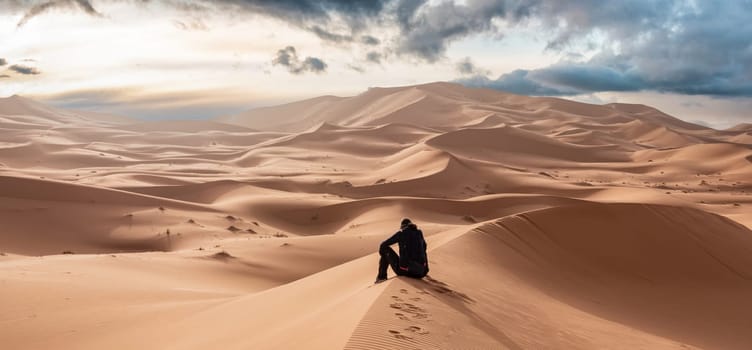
[375, 218, 429, 283]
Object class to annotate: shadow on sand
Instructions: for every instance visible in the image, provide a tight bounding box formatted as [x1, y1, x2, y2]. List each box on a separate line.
[403, 275, 523, 350]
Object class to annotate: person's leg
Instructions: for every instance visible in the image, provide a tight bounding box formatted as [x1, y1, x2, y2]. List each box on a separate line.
[377, 246, 401, 279]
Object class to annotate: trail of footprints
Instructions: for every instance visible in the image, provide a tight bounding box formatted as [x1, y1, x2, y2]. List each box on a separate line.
[388, 288, 431, 341]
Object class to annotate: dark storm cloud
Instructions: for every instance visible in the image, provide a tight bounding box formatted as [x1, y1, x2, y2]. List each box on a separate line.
[202, 1, 390, 46]
[217, 0, 387, 22]
[272, 46, 327, 74]
[450, 1, 752, 97]
[391, 1, 684, 62]
[459, 59, 752, 97]
[394, 0, 508, 62]
[5, 0, 389, 27]
[457, 70, 577, 96]
[0, 58, 7, 66]
[0, 75, 10, 79]
[394, 0, 426, 31]
[531, 63, 645, 93]
[9, 64, 41, 75]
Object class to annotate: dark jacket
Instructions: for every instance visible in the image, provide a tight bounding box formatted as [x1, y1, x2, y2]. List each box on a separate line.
[380, 223, 429, 276]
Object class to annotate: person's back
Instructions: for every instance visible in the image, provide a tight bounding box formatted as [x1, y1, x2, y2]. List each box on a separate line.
[375, 218, 429, 283]
[396, 223, 428, 273]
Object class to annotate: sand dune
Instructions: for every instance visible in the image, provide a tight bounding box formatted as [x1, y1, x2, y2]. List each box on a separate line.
[1, 82, 751, 349]
[117, 120, 256, 133]
[0, 95, 131, 126]
[427, 124, 628, 164]
[222, 82, 530, 132]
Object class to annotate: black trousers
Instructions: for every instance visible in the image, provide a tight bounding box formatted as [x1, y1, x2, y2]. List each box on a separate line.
[377, 246, 410, 279]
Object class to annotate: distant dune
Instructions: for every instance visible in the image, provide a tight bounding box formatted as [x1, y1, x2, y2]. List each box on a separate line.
[1, 82, 751, 349]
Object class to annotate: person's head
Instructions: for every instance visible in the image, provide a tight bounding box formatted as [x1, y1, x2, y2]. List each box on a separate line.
[400, 218, 412, 230]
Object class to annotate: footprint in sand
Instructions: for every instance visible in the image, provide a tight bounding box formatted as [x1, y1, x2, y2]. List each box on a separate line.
[404, 325, 429, 335]
[389, 302, 429, 320]
[388, 330, 413, 341]
[399, 288, 408, 294]
[394, 312, 409, 321]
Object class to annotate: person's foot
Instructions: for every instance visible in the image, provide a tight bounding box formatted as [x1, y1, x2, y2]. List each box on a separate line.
[374, 277, 388, 284]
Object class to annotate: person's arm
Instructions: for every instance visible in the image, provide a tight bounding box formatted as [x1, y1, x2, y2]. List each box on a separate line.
[380, 231, 401, 250]
[421, 232, 429, 265]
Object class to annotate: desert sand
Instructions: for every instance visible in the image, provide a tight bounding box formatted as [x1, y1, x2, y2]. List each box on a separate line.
[1, 82, 751, 349]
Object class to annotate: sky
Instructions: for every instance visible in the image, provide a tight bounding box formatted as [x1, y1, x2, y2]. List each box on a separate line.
[0, 0, 750, 128]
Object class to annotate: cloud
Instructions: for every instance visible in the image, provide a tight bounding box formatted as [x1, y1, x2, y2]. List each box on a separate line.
[272, 46, 327, 74]
[300, 57, 327, 73]
[0, 58, 6, 66]
[17, 0, 101, 27]
[203, 1, 391, 47]
[5, 0, 382, 27]
[455, 64, 651, 96]
[533, 63, 644, 92]
[38, 86, 260, 120]
[394, 0, 427, 31]
[681, 101, 704, 108]
[449, 1, 752, 97]
[347, 64, 365, 73]
[360, 35, 380, 46]
[458, 53, 752, 98]
[457, 70, 576, 96]
[272, 46, 296, 66]
[394, 0, 507, 62]
[455, 57, 488, 76]
[172, 17, 209, 31]
[6, 1, 752, 98]
[365, 51, 382, 64]
[309, 25, 353, 43]
[213, 0, 388, 23]
[9, 64, 41, 75]
[0, 75, 10, 79]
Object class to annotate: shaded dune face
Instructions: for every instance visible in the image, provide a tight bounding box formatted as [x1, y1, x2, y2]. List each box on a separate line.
[1, 82, 751, 350]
